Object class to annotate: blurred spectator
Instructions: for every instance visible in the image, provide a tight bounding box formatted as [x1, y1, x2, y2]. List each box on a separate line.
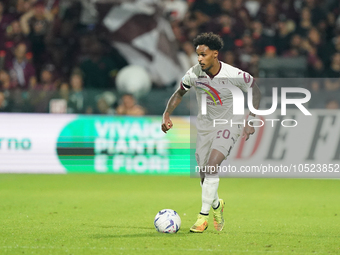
[5, 42, 35, 89]
[222, 51, 236, 66]
[67, 73, 93, 114]
[251, 20, 266, 53]
[28, 67, 56, 112]
[218, 14, 237, 51]
[304, 0, 327, 31]
[307, 27, 327, 56]
[275, 16, 293, 55]
[308, 59, 325, 78]
[321, 34, 340, 67]
[296, 7, 313, 37]
[0, 69, 15, 110]
[43, 0, 60, 17]
[278, 0, 299, 21]
[16, 0, 34, 16]
[172, 21, 186, 43]
[52, 81, 70, 102]
[116, 94, 145, 116]
[324, 78, 340, 92]
[310, 80, 321, 92]
[0, 69, 13, 91]
[334, 34, 340, 54]
[0, 1, 15, 49]
[220, 0, 233, 16]
[325, 98, 340, 109]
[248, 53, 259, 76]
[80, 40, 121, 89]
[257, 3, 277, 40]
[326, 52, 340, 78]
[234, 0, 251, 35]
[283, 34, 305, 57]
[307, 79, 325, 108]
[95, 95, 115, 115]
[302, 34, 319, 63]
[9, 88, 30, 112]
[49, 79, 71, 113]
[20, 1, 53, 74]
[38, 66, 56, 89]
[182, 14, 200, 42]
[324, 52, 340, 91]
[192, 0, 220, 18]
[20, 1, 53, 36]
[178, 41, 197, 72]
[264, 45, 277, 58]
[0, 91, 10, 112]
[4, 20, 27, 53]
[235, 31, 257, 72]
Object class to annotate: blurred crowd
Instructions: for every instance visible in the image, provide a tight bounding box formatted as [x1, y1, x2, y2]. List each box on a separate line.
[171, 0, 340, 109]
[173, 0, 340, 77]
[0, 0, 133, 114]
[0, 0, 339, 114]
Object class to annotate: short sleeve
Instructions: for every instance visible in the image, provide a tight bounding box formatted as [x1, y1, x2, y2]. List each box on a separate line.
[180, 70, 192, 91]
[234, 70, 254, 93]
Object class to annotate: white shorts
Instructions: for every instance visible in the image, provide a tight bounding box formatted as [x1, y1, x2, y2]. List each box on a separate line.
[195, 124, 242, 167]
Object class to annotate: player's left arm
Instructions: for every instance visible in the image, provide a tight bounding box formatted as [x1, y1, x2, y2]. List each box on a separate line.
[243, 82, 261, 141]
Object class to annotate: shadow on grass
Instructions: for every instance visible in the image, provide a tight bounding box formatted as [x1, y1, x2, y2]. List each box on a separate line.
[91, 233, 163, 239]
[91, 232, 195, 239]
[92, 226, 197, 239]
[99, 225, 154, 230]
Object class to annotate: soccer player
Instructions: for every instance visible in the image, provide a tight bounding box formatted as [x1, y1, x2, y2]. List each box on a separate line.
[161, 32, 261, 233]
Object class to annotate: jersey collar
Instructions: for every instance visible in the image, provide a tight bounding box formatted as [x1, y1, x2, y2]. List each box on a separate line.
[207, 61, 222, 79]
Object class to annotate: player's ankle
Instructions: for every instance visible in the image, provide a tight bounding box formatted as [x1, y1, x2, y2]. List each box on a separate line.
[212, 201, 220, 210]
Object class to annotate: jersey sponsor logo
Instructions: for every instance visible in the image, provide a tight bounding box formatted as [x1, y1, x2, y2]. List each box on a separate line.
[195, 81, 223, 106]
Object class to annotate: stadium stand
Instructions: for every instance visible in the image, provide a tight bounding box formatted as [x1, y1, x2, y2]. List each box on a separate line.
[0, 0, 339, 114]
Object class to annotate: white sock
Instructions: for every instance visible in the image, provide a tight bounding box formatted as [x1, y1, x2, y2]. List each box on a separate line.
[200, 175, 219, 214]
[202, 178, 220, 208]
[212, 191, 219, 209]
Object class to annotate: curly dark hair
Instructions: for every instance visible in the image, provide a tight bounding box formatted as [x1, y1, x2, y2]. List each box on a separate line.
[193, 32, 224, 51]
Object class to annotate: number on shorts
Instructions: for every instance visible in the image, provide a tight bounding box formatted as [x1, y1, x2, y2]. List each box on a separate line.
[217, 129, 230, 139]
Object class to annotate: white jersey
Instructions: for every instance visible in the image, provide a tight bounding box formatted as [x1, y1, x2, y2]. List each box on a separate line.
[180, 61, 254, 133]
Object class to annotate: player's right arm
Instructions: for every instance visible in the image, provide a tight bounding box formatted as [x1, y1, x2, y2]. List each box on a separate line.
[162, 68, 194, 133]
[161, 87, 187, 133]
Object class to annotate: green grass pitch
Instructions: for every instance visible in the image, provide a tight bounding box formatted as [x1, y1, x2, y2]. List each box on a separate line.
[1, 175, 340, 255]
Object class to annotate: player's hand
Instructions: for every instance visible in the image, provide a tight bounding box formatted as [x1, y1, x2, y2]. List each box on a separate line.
[242, 122, 255, 141]
[161, 114, 173, 133]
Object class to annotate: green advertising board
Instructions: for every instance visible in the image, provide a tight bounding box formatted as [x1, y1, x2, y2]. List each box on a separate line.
[57, 116, 191, 174]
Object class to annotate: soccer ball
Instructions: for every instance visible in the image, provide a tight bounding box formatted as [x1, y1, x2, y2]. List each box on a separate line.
[154, 209, 181, 233]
